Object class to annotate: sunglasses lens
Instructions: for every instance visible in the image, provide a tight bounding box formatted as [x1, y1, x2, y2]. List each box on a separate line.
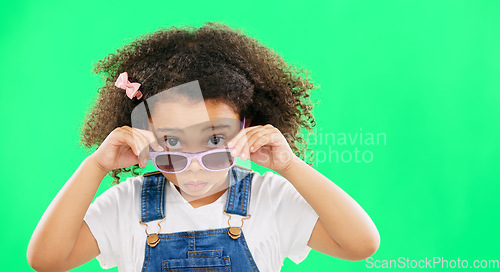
[202, 151, 235, 170]
[155, 154, 188, 173]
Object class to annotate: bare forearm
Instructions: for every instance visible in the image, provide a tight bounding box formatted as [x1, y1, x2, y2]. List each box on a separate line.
[27, 155, 108, 266]
[276, 157, 380, 253]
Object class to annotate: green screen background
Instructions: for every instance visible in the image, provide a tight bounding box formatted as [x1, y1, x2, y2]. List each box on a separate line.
[1, 0, 499, 271]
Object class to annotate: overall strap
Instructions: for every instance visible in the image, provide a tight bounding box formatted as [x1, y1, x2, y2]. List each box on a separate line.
[139, 165, 255, 222]
[140, 172, 167, 223]
[224, 165, 255, 217]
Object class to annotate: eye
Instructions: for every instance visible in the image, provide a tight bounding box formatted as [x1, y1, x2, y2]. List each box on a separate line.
[164, 136, 182, 149]
[207, 135, 226, 148]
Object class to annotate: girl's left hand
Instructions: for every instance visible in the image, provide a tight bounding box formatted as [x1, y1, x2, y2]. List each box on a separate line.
[227, 124, 300, 173]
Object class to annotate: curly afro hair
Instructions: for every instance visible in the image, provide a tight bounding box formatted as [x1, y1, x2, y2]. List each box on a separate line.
[79, 21, 319, 184]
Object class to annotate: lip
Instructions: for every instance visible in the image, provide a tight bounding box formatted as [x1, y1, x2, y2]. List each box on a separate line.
[184, 182, 208, 191]
[186, 180, 205, 185]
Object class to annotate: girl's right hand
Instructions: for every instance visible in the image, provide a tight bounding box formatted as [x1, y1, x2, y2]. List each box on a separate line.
[89, 126, 164, 173]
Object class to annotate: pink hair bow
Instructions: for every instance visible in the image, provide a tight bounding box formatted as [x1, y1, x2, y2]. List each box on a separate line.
[114, 72, 143, 100]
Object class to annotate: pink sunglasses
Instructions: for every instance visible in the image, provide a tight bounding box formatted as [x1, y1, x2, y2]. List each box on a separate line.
[148, 117, 246, 173]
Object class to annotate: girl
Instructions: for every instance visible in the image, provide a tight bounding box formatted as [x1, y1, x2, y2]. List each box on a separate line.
[27, 22, 380, 272]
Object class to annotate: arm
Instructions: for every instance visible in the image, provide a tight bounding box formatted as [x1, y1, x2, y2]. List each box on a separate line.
[27, 155, 107, 271]
[27, 126, 162, 271]
[276, 156, 380, 261]
[226, 123, 380, 261]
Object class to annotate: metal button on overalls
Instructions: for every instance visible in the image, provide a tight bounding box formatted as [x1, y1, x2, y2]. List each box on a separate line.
[139, 165, 260, 272]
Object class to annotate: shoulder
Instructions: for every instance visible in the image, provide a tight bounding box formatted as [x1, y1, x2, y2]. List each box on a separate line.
[249, 169, 295, 198]
[251, 169, 290, 186]
[88, 176, 145, 222]
[95, 176, 143, 204]
[110, 176, 143, 193]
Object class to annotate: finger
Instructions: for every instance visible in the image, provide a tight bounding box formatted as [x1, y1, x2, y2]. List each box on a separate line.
[229, 127, 260, 158]
[131, 128, 150, 167]
[130, 129, 148, 167]
[118, 127, 142, 157]
[248, 130, 275, 153]
[135, 128, 164, 152]
[227, 126, 261, 149]
[119, 128, 147, 168]
[240, 130, 275, 160]
[231, 127, 270, 159]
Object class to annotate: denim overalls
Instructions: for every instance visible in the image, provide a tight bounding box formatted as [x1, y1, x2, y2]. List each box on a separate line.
[139, 165, 261, 272]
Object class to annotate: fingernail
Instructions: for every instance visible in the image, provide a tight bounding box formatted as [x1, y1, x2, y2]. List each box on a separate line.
[228, 141, 233, 147]
[143, 158, 148, 164]
[241, 153, 245, 159]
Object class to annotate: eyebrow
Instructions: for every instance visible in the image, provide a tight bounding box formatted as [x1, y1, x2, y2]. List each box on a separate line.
[156, 124, 231, 134]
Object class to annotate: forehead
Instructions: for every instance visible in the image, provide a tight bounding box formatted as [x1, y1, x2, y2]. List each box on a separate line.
[150, 99, 239, 131]
[154, 118, 240, 135]
[130, 79, 242, 135]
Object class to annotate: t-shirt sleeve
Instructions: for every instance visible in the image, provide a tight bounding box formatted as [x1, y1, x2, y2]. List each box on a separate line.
[83, 179, 134, 269]
[267, 172, 320, 265]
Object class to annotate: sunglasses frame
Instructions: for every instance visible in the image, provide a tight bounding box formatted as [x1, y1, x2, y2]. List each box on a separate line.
[148, 116, 246, 173]
[149, 148, 237, 173]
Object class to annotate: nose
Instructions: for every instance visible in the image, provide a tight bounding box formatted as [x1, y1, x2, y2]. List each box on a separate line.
[185, 156, 204, 171]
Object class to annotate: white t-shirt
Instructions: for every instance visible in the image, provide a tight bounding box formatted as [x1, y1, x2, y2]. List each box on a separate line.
[83, 169, 319, 272]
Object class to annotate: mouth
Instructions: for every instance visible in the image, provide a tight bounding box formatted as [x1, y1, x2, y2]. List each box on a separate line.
[184, 181, 208, 191]
[186, 180, 205, 185]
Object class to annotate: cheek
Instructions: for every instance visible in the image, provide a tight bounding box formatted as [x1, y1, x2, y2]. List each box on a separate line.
[211, 171, 229, 181]
[193, 171, 226, 184]
[190, 171, 229, 186]
[163, 174, 179, 185]
[167, 174, 192, 184]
